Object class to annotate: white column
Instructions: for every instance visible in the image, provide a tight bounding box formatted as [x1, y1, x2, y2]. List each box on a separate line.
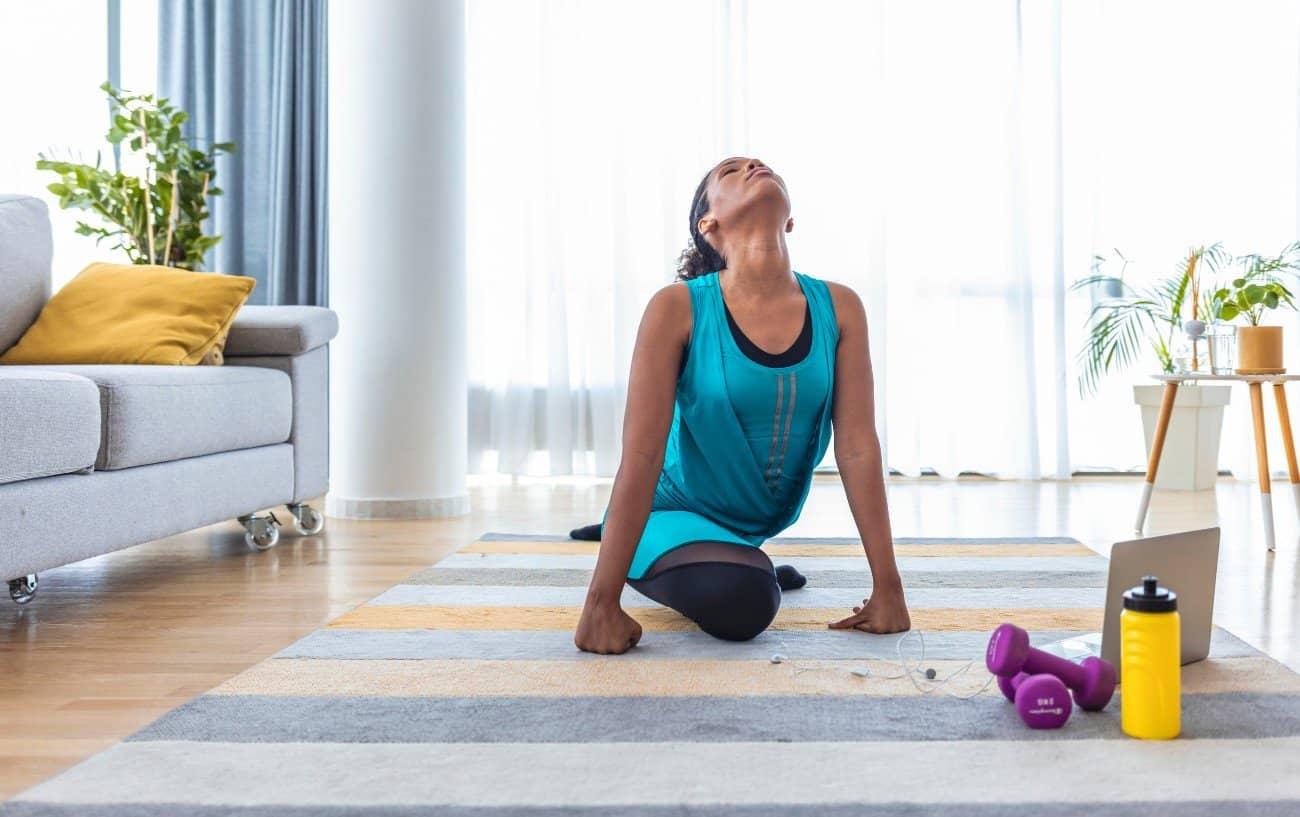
[326, 0, 468, 519]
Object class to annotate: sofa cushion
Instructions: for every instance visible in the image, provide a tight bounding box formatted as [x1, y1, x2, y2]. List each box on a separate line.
[0, 369, 100, 484]
[0, 195, 53, 356]
[16, 365, 292, 470]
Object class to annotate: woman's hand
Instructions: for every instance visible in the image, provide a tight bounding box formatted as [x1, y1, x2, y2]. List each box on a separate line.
[575, 599, 643, 654]
[827, 586, 911, 634]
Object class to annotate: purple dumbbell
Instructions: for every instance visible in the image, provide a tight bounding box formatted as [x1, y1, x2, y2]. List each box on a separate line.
[998, 672, 1073, 729]
[985, 622, 1116, 711]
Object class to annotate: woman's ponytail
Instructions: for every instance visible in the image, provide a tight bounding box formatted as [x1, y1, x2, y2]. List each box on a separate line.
[674, 167, 726, 282]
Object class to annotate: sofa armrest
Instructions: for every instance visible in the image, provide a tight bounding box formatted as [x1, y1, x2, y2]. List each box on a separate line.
[223, 304, 337, 504]
[224, 306, 339, 357]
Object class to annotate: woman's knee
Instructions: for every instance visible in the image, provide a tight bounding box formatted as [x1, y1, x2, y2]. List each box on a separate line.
[695, 565, 781, 641]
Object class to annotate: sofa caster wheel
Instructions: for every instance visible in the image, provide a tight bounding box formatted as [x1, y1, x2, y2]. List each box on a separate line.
[288, 503, 325, 536]
[239, 512, 282, 551]
[8, 574, 38, 605]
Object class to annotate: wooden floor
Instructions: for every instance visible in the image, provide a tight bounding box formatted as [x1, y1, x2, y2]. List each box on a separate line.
[3, 474, 1299, 798]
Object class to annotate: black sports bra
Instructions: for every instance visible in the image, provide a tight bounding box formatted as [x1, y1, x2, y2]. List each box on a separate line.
[679, 299, 812, 375]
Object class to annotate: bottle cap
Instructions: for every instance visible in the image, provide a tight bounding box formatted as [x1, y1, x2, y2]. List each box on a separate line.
[1123, 575, 1177, 612]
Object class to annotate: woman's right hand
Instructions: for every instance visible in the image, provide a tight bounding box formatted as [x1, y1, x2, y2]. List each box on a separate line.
[575, 599, 643, 655]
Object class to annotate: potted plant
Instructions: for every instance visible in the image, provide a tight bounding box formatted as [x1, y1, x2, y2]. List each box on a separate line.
[1073, 244, 1232, 490]
[35, 82, 233, 270]
[1211, 243, 1300, 374]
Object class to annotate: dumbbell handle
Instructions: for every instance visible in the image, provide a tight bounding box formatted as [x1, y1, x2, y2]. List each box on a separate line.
[1020, 646, 1087, 688]
[997, 671, 1029, 701]
[998, 670, 1053, 699]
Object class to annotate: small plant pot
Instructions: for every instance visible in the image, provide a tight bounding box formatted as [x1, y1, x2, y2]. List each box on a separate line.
[1235, 325, 1285, 374]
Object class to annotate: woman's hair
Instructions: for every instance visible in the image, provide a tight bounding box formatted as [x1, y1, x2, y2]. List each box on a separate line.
[674, 165, 726, 281]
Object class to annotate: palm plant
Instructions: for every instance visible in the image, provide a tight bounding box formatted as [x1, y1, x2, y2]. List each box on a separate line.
[1072, 243, 1229, 398]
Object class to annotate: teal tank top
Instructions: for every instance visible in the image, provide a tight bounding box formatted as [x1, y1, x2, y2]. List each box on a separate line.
[723, 300, 824, 507]
[607, 269, 840, 579]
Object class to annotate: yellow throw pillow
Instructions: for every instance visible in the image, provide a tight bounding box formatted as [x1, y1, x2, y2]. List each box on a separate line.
[0, 262, 255, 366]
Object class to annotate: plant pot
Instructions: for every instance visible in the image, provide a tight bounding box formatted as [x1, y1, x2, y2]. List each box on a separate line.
[1235, 325, 1284, 374]
[1133, 384, 1231, 491]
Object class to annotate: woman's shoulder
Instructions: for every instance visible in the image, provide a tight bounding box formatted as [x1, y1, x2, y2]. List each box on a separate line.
[644, 279, 697, 345]
[798, 273, 860, 336]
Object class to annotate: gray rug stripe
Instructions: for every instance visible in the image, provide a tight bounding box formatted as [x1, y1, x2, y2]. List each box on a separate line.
[435, 554, 1105, 573]
[404, 567, 1110, 588]
[368, 584, 1107, 610]
[6, 804, 1298, 817]
[272, 627, 1265, 662]
[14, 738, 1300, 806]
[125, 692, 1300, 745]
[480, 532, 1083, 545]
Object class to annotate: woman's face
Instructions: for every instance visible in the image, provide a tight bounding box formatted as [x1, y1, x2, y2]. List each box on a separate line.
[700, 156, 791, 238]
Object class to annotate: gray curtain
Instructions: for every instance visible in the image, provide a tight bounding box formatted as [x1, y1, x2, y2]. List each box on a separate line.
[158, 0, 328, 306]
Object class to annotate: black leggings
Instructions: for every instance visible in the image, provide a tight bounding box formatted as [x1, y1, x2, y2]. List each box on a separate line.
[626, 541, 781, 641]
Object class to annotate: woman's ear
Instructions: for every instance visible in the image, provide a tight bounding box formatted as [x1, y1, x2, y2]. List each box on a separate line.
[698, 216, 718, 237]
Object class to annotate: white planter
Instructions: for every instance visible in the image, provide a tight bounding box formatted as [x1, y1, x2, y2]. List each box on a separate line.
[1133, 384, 1231, 491]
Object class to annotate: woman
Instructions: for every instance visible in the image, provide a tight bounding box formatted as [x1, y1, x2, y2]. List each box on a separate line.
[573, 156, 910, 654]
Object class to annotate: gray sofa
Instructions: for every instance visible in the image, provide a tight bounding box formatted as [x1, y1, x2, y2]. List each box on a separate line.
[0, 194, 337, 605]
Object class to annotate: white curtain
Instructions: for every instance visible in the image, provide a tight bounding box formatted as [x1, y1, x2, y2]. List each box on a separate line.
[1060, 0, 1300, 483]
[465, 0, 1300, 480]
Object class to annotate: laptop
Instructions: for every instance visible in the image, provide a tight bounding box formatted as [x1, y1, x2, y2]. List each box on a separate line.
[1039, 527, 1220, 682]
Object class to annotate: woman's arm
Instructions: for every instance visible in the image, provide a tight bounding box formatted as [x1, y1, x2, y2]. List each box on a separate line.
[822, 282, 911, 634]
[575, 283, 691, 654]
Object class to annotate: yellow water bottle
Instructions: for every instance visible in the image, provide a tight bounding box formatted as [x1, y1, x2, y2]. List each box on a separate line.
[1120, 575, 1180, 739]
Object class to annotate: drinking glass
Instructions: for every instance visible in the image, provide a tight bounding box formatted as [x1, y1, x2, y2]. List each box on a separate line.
[1206, 323, 1236, 375]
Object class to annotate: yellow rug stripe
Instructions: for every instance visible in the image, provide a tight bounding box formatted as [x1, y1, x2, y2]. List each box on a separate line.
[329, 605, 1104, 633]
[464, 541, 1095, 557]
[210, 656, 1300, 698]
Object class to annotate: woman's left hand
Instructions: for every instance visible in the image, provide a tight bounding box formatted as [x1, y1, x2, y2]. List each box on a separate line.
[828, 586, 911, 634]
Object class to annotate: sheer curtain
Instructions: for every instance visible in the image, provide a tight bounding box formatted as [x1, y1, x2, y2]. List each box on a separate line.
[1060, 0, 1300, 482]
[466, 0, 1300, 480]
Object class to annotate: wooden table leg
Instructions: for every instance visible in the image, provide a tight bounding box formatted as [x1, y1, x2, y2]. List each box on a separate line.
[1274, 382, 1300, 537]
[1250, 381, 1276, 552]
[1136, 381, 1179, 532]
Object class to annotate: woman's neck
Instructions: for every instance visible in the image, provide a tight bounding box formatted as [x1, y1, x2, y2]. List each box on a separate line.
[719, 262, 797, 302]
[718, 230, 794, 298]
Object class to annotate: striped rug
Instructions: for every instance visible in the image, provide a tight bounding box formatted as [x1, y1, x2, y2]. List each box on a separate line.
[5, 532, 1300, 816]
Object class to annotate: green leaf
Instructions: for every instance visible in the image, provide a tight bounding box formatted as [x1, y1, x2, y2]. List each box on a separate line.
[31, 81, 228, 271]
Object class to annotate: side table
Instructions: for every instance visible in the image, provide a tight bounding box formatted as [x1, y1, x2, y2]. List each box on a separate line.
[1135, 372, 1300, 551]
